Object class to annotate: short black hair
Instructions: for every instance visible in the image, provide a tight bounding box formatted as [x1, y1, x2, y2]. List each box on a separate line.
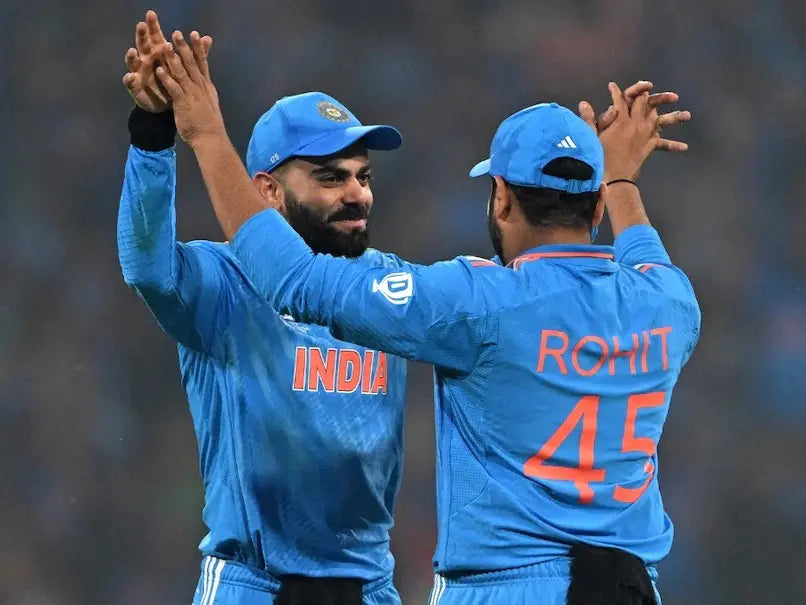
[505, 158, 599, 231]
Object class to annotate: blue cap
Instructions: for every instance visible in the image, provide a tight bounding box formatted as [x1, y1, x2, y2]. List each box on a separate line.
[469, 102, 603, 194]
[246, 92, 403, 176]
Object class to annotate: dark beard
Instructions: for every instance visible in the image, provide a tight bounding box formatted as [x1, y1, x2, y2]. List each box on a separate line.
[487, 194, 506, 265]
[285, 192, 370, 258]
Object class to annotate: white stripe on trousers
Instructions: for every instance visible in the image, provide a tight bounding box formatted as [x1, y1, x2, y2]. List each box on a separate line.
[200, 557, 226, 605]
[428, 574, 446, 605]
[200, 557, 212, 604]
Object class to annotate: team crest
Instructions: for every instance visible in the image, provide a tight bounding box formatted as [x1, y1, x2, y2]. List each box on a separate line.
[317, 101, 350, 122]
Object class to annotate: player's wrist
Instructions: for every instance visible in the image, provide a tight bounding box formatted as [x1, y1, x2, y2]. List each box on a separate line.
[185, 126, 231, 152]
[602, 155, 642, 184]
[128, 106, 176, 151]
[606, 178, 639, 188]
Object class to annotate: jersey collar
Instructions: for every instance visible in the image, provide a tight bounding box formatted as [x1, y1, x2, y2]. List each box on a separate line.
[507, 243, 615, 270]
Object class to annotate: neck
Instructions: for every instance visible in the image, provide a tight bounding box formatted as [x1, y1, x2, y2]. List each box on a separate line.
[505, 226, 592, 261]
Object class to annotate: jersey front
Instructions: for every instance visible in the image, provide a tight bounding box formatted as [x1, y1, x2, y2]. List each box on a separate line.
[183, 244, 407, 580]
[118, 146, 407, 581]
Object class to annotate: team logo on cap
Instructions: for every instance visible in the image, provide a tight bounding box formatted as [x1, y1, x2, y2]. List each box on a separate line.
[317, 101, 350, 122]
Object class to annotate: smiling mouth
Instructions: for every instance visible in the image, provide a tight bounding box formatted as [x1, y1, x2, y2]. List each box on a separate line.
[330, 218, 367, 230]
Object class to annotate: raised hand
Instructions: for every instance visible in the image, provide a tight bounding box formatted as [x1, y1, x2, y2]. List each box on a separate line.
[578, 80, 691, 153]
[155, 30, 226, 146]
[597, 82, 683, 182]
[122, 11, 212, 113]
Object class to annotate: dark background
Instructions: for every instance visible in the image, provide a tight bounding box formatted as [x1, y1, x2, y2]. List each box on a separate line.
[2, 1, 805, 602]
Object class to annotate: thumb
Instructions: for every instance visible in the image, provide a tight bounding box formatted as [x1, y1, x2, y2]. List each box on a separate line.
[608, 81, 627, 114]
[578, 101, 596, 131]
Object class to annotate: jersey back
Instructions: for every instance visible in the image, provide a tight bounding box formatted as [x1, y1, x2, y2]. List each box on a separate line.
[433, 240, 700, 572]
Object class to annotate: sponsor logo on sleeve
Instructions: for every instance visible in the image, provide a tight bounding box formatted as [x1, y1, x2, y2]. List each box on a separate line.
[371, 272, 413, 305]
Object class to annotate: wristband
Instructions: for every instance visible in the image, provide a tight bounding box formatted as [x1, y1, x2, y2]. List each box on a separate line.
[128, 106, 176, 151]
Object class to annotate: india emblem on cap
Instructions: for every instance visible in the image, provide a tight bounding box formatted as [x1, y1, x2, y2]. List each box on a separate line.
[317, 101, 350, 122]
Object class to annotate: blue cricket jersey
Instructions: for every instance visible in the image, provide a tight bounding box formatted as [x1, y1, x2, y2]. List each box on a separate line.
[229, 208, 701, 573]
[117, 146, 407, 580]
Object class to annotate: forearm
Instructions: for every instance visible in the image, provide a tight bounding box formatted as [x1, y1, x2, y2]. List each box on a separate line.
[231, 211, 487, 371]
[605, 181, 650, 238]
[190, 133, 267, 241]
[231, 208, 320, 312]
[118, 109, 179, 289]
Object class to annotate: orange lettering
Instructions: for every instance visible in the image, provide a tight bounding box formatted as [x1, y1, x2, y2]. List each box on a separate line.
[609, 334, 639, 376]
[361, 350, 375, 394]
[614, 392, 665, 503]
[571, 336, 609, 377]
[337, 349, 362, 393]
[292, 347, 307, 391]
[370, 352, 388, 394]
[650, 326, 672, 371]
[524, 390, 666, 506]
[307, 348, 337, 392]
[524, 395, 606, 504]
[537, 330, 569, 374]
[641, 331, 650, 373]
[607, 334, 638, 376]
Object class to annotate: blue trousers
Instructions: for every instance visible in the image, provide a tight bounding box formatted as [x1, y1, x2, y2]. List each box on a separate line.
[191, 556, 401, 605]
[428, 557, 661, 604]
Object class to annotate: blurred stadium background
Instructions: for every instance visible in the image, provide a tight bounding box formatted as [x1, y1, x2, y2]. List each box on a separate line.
[1, 0, 805, 603]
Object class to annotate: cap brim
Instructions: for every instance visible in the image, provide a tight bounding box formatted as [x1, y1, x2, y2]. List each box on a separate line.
[295, 125, 402, 157]
[469, 158, 491, 177]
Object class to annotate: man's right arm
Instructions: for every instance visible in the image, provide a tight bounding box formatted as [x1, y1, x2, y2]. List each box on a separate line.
[610, 186, 670, 267]
[117, 108, 231, 352]
[608, 186, 700, 364]
[594, 83, 699, 350]
[592, 82, 682, 266]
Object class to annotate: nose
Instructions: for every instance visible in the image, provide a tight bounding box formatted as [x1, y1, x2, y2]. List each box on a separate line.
[343, 176, 372, 206]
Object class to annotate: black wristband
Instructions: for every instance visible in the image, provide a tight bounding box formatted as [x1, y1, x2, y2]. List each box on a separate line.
[128, 106, 176, 151]
[606, 178, 638, 188]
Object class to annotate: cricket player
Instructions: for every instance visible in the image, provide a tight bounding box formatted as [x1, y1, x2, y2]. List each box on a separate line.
[118, 12, 409, 605]
[155, 32, 699, 604]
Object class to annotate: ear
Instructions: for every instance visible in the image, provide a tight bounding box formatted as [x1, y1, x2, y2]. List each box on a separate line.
[592, 182, 607, 227]
[253, 171, 285, 212]
[491, 175, 514, 222]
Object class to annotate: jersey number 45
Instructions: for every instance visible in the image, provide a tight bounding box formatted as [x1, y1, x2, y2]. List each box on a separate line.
[524, 392, 665, 504]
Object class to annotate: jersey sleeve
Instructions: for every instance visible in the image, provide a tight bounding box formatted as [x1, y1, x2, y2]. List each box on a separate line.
[613, 224, 672, 266]
[615, 225, 701, 363]
[117, 145, 232, 352]
[230, 209, 498, 373]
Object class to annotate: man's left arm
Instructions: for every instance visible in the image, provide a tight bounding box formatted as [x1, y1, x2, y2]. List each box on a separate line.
[152, 31, 498, 372]
[154, 31, 262, 241]
[231, 208, 497, 373]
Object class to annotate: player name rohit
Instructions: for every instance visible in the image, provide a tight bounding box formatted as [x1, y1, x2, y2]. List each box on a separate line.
[537, 327, 672, 377]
